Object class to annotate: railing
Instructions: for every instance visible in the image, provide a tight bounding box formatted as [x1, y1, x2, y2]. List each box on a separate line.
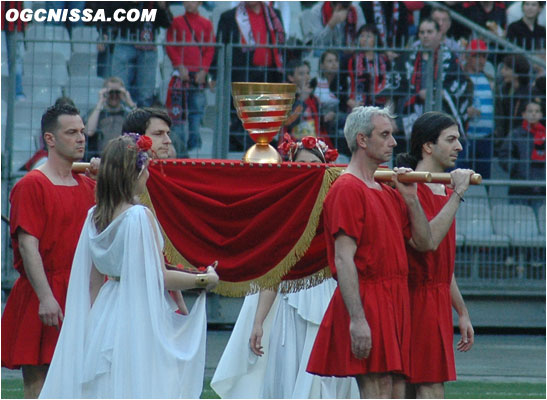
[1, 24, 545, 294]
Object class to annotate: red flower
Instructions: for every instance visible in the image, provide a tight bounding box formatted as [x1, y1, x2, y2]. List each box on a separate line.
[301, 136, 317, 149]
[137, 135, 153, 151]
[324, 148, 339, 162]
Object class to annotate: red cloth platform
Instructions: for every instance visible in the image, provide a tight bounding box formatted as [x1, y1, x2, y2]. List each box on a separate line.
[145, 159, 344, 297]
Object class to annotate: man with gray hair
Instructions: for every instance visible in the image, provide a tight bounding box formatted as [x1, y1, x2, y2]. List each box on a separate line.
[307, 106, 434, 398]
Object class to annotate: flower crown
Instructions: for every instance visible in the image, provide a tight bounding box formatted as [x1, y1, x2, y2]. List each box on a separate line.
[278, 133, 339, 163]
[123, 132, 153, 172]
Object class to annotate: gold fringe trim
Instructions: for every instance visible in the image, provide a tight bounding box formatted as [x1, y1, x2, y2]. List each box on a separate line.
[278, 266, 332, 294]
[144, 166, 345, 297]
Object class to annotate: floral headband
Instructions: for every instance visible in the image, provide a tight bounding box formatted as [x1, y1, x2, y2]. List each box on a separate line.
[278, 133, 339, 163]
[123, 132, 153, 172]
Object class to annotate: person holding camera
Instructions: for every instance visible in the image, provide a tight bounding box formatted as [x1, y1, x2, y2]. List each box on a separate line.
[85, 77, 136, 159]
[165, 1, 215, 157]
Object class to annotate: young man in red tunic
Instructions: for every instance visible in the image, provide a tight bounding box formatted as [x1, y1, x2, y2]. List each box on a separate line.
[396, 111, 474, 398]
[307, 106, 435, 398]
[1, 104, 96, 398]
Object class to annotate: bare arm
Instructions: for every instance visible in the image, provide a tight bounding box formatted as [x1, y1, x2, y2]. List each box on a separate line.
[428, 169, 474, 250]
[85, 88, 107, 137]
[394, 168, 434, 251]
[89, 263, 105, 306]
[335, 233, 371, 359]
[18, 230, 63, 328]
[451, 274, 474, 352]
[250, 289, 277, 356]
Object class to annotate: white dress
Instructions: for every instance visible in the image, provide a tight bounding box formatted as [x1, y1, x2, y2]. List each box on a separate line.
[39, 205, 207, 399]
[211, 279, 359, 399]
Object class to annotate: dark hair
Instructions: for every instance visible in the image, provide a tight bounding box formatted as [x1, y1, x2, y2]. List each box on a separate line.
[431, 7, 451, 19]
[293, 146, 326, 163]
[419, 17, 440, 32]
[122, 107, 172, 136]
[41, 103, 80, 136]
[396, 111, 458, 169]
[286, 59, 311, 77]
[54, 96, 77, 109]
[357, 24, 383, 47]
[503, 54, 531, 87]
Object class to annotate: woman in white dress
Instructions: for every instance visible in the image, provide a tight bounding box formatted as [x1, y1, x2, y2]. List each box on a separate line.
[39, 134, 219, 399]
[211, 136, 358, 399]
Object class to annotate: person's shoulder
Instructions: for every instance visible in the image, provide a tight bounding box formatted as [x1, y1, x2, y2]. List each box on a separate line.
[220, 6, 236, 19]
[15, 170, 47, 187]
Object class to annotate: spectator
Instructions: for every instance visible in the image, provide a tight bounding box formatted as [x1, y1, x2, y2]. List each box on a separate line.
[494, 54, 532, 149]
[283, 59, 321, 139]
[1, 104, 96, 398]
[1, 1, 26, 101]
[419, 2, 470, 43]
[87, 2, 119, 78]
[462, 1, 507, 38]
[461, 39, 494, 179]
[359, 1, 409, 60]
[301, 1, 365, 47]
[214, 1, 285, 151]
[429, 7, 464, 58]
[499, 100, 545, 208]
[347, 24, 391, 110]
[506, 1, 546, 27]
[315, 50, 349, 155]
[43, 1, 85, 34]
[85, 77, 136, 159]
[506, 1, 546, 51]
[111, 2, 172, 107]
[122, 107, 175, 160]
[165, 1, 215, 157]
[395, 18, 472, 143]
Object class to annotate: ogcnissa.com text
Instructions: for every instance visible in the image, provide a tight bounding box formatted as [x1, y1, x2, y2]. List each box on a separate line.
[4, 8, 157, 23]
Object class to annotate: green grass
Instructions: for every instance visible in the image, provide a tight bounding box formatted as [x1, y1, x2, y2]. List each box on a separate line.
[1, 379, 23, 399]
[0, 378, 220, 399]
[2, 378, 544, 399]
[445, 381, 546, 399]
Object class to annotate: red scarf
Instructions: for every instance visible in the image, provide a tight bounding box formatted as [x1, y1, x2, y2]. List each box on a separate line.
[321, 2, 358, 45]
[406, 49, 439, 106]
[523, 120, 546, 161]
[235, 2, 285, 70]
[348, 53, 388, 105]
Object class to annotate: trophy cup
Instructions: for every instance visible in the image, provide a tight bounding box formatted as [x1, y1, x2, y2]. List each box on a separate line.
[232, 82, 296, 163]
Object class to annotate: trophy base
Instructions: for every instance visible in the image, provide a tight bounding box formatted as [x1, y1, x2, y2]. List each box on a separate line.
[243, 144, 282, 164]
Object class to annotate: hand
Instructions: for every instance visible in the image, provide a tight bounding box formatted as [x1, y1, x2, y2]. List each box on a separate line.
[385, 51, 399, 62]
[418, 89, 427, 101]
[467, 106, 481, 118]
[195, 70, 207, 85]
[349, 317, 372, 359]
[456, 314, 474, 352]
[178, 65, 190, 81]
[324, 111, 336, 123]
[393, 167, 418, 201]
[205, 265, 219, 291]
[97, 43, 105, 52]
[173, 290, 189, 315]
[328, 6, 349, 28]
[85, 157, 101, 180]
[120, 88, 136, 108]
[97, 88, 108, 106]
[39, 295, 63, 329]
[249, 323, 264, 356]
[449, 168, 474, 197]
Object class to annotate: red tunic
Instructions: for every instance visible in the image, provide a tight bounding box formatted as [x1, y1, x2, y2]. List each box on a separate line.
[407, 184, 456, 383]
[307, 173, 412, 377]
[2, 170, 95, 369]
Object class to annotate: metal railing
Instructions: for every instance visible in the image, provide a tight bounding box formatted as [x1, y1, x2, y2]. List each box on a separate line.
[1, 24, 545, 294]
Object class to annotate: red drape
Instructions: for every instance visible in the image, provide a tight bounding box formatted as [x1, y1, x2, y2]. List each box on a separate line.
[145, 160, 343, 296]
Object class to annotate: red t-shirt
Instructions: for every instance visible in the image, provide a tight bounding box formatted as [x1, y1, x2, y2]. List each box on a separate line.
[165, 12, 215, 73]
[247, 5, 273, 67]
[9, 170, 96, 276]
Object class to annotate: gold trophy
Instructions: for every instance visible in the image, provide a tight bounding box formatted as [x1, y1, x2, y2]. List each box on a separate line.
[232, 82, 296, 163]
